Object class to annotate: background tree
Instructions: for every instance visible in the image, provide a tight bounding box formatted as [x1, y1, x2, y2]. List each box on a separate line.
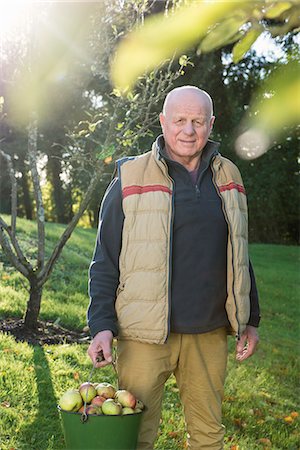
[111, 0, 300, 155]
[0, 0, 185, 331]
[110, 0, 300, 243]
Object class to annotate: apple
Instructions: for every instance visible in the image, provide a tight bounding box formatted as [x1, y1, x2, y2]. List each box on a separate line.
[79, 382, 97, 402]
[78, 404, 102, 415]
[79, 382, 97, 403]
[91, 395, 106, 407]
[121, 407, 135, 415]
[115, 389, 136, 408]
[135, 399, 144, 410]
[101, 399, 122, 415]
[59, 389, 83, 412]
[96, 382, 116, 399]
[85, 404, 102, 415]
[134, 408, 143, 413]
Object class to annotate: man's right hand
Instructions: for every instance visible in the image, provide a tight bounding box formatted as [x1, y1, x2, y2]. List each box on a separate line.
[87, 330, 113, 368]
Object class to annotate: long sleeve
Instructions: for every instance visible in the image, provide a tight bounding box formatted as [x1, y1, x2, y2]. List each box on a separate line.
[247, 260, 261, 327]
[87, 178, 124, 337]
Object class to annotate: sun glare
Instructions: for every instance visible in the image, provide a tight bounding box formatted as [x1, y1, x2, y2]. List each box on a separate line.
[0, 0, 33, 36]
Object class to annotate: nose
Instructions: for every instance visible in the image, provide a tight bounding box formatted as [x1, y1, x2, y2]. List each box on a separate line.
[183, 121, 194, 135]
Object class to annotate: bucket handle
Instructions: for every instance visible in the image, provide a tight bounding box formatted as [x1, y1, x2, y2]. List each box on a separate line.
[81, 349, 119, 423]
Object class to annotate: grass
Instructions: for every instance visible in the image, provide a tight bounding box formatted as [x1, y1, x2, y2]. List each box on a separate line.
[0, 217, 299, 450]
[0, 215, 95, 330]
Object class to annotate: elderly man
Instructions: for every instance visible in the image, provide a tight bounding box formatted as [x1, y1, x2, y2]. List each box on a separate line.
[87, 86, 260, 449]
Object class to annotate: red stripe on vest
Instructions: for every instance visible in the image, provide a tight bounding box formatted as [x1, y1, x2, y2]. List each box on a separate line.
[218, 182, 246, 195]
[123, 185, 172, 198]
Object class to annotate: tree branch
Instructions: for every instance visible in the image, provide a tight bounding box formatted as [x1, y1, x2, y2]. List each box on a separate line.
[0, 150, 33, 272]
[0, 216, 33, 273]
[0, 224, 30, 278]
[0, 149, 17, 235]
[27, 111, 45, 269]
[38, 166, 103, 286]
[39, 100, 122, 286]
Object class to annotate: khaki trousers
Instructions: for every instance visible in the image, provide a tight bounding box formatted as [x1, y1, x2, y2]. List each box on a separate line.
[117, 328, 228, 450]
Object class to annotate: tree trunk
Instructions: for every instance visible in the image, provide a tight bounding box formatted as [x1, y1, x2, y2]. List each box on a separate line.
[47, 152, 67, 224]
[23, 277, 43, 330]
[20, 164, 33, 220]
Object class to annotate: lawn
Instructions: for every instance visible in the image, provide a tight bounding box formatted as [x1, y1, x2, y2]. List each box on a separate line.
[0, 217, 299, 450]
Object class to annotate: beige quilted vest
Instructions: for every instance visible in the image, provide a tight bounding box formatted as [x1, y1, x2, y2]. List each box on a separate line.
[115, 143, 250, 344]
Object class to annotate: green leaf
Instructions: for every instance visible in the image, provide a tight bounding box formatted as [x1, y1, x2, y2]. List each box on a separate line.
[236, 60, 300, 158]
[111, 1, 248, 90]
[264, 2, 293, 19]
[253, 60, 300, 131]
[232, 25, 264, 63]
[198, 13, 249, 53]
[179, 55, 188, 66]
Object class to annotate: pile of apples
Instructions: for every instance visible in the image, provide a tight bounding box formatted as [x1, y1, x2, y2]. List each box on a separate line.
[58, 382, 144, 416]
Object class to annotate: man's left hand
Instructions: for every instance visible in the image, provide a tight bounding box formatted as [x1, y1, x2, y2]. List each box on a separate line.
[236, 325, 259, 362]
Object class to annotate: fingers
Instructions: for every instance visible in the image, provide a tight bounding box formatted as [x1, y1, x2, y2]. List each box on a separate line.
[87, 330, 113, 368]
[236, 334, 248, 362]
[236, 326, 259, 362]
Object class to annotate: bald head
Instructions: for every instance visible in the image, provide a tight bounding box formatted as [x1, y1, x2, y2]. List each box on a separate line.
[162, 86, 214, 119]
[159, 85, 215, 170]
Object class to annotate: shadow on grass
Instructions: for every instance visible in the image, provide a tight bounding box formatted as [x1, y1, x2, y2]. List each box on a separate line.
[20, 345, 65, 450]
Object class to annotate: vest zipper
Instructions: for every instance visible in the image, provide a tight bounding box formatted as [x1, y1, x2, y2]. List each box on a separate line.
[161, 161, 175, 343]
[211, 157, 241, 340]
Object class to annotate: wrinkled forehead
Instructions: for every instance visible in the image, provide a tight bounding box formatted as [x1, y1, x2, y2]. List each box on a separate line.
[163, 89, 213, 118]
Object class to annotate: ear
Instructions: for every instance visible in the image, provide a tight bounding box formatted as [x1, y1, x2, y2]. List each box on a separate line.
[159, 112, 165, 131]
[209, 115, 215, 132]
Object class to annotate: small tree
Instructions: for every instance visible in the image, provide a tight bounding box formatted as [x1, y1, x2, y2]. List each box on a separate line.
[0, 0, 185, 331]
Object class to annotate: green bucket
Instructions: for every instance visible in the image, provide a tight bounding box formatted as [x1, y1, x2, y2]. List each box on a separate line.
[58, 406, 143, 450]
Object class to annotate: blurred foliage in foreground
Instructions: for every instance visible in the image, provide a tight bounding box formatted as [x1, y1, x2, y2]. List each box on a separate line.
[111, 0, 300, 158]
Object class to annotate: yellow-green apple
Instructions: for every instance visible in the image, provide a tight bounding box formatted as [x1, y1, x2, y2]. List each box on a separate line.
[115, 390, 136, 408]
[121, 407, 135, 415]
[79, 382, 97, 403]
[96, 382, 116, 399]
[91, 395, 106, 407]
[101, 399, 122, 415]
[135, 399, 144, 410]
[59, 389, 83, 412]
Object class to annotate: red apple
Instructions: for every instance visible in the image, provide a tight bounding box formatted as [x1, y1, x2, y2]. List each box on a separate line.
[91, 395, 106, 407]
[85, 404, 102, 415]
[95, 382, 116, 399]
[115, 389, 136, 408]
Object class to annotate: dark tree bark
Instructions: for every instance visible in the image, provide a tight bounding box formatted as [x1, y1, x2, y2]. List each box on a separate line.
[20, 162, 33, 220]
[24, 276, 43, 329]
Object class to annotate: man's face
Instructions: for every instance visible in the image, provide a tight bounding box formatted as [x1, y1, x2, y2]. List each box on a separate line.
[159, 91, 215, 165]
